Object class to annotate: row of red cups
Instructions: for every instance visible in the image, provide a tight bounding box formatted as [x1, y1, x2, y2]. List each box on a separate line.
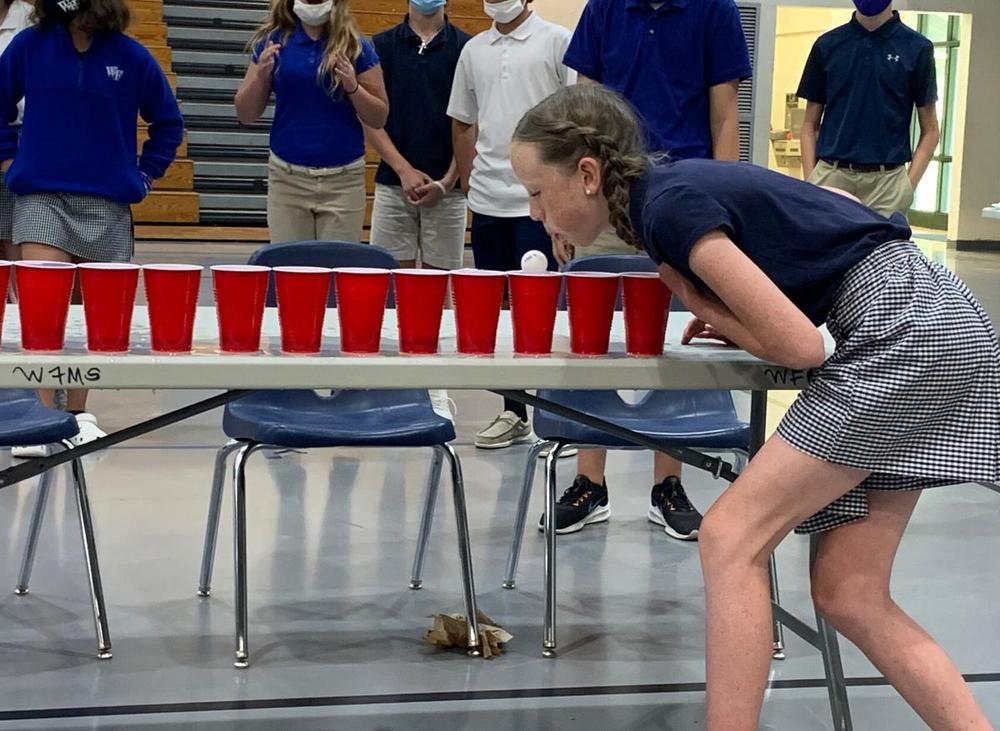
[0, 261, 673, 357]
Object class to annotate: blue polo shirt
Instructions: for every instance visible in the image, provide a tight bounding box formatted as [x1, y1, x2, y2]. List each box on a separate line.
[632, 159, 912, 325]
[563, 0, 751, 158]
[253, 24, 379, 168]
[373, 17, 470, 187]
[797, 13, 936, 166]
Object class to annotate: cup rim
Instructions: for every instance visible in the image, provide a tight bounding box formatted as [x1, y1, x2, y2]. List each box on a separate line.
[78, 262, 141, 271]
[393, 268, 449, 277]
[565, 271, 619, 278]
[507, 270, 562, 277]
[211, 264, 271, 273]
[332, 267, 390, 275]
[143, 264, 204, 272]
[273, 266, 333, 274]
[0, 259, 11, 267]
[13, 260, 77, 269]
[621, 272, 662, 279]
[451, 268, 506, 277]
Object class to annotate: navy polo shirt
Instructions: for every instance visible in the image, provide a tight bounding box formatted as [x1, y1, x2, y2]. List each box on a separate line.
[253, 24, 379, 168]
[632, 159, 912, 325]
[797, 12, 937, 166]
[563, 0, 752, 159]
[373, 17, 470, 187]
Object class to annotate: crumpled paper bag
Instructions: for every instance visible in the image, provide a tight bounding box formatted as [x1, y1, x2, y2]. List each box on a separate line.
[425, 610, 512, 659]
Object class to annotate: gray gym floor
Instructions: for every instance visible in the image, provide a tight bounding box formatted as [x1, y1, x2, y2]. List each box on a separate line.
[0, 239, 996, 729]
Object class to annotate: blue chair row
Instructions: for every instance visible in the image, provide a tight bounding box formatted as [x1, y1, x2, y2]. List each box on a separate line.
[0, 390, 111, 659]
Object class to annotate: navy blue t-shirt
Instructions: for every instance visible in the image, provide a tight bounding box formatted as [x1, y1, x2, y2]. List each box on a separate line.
[631, 160, 912, 325]
[563, 0, 751, 158]
[373, 18, 470, 187]
[253, 25, 379, 168]
[796, 13, 936, 166]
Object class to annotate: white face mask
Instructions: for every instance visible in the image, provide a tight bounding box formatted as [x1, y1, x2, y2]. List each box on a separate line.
[293, 0, 333, 27]
[483, 0, 525, 24]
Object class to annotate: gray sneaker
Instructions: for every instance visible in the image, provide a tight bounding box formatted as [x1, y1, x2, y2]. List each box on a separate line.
[475, 411, 532, 449]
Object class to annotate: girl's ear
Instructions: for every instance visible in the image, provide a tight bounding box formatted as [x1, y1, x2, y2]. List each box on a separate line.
[578, 156, 603, 194]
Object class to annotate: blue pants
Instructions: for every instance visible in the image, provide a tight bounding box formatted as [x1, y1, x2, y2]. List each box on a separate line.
[471, 213, 556, 419]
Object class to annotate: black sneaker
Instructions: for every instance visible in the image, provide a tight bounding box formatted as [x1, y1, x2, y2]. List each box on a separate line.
[537, 475, 611, 535]
[648, 477, 702, 541]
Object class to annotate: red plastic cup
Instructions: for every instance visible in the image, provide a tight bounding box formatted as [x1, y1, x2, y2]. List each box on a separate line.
[0, 260, 10, 345]
[143, 264, 203, 354]
[622, 272, 672, 357]
[566, 272, 619, 356]
[334, 267, 390, 355]
[508, 271, 562, 355]
[273, 266, 332, 354]
[78, 263, 140, 353]
[14, 261, 77, 351]
[212, 265, 270, 353]
[393, 269, 448, 354]
[450, 269, 506, 355]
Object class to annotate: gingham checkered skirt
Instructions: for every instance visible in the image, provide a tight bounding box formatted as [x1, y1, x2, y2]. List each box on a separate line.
[0, 172, 13, 242]
[12, 193, 133, 262]
[778, 241, 1000, 534]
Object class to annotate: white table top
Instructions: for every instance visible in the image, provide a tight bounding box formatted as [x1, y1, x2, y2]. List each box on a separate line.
[982, 206, 1000, 221]
[0, 306, 829, 391]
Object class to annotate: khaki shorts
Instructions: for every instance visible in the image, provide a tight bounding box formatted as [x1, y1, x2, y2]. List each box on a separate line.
[267, 153, 366, 244]
[808, 160, 914, 217]
[370, 183, 468, 269]
[577, 230, 638, 259]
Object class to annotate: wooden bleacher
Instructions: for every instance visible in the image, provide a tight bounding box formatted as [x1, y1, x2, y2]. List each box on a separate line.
[136, 0, 490, 240]
[128, 0, 200, 226]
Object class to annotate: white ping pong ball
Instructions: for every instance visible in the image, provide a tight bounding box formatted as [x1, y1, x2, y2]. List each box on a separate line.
[520, 250, 548, 272]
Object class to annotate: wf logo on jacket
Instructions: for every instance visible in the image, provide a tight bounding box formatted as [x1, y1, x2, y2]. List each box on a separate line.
[106, 66, 123, 81]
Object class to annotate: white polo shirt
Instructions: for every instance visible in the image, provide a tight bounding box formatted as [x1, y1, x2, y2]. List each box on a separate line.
[448, 12, 575, 218]
[0, 0, 33, 124]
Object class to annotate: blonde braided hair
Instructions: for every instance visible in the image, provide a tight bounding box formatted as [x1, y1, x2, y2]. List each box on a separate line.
[513, 85, 652, 250]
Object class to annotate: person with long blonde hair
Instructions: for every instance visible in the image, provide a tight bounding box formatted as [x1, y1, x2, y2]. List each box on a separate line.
[236, 0, 388, 244]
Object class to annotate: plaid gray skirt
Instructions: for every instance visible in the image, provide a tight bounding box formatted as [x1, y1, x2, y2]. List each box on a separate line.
[12, 193, 134, 262]
[778, 241, 1000, 534]
[0, 172, 13, 242]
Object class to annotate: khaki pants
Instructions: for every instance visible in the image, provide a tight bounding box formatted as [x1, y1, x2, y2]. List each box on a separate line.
[577, 230, 638, 258]
[808, 160, 914, 217]
[267, 153, 366, 244]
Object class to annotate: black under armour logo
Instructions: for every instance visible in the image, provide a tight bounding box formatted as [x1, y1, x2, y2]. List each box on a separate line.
[887, 53, 900, 62]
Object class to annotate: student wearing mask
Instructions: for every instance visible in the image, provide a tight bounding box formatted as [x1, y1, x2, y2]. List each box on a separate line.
[237, 0, 389, 244]
[798, 0, 939, 216]
[0, 0, 183, 453]
[449, 0, 575, 449]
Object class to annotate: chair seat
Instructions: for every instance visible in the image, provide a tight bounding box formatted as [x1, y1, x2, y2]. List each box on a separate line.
[532, 389, 749, 450]
[223, 390, 456, 449]
[0, 390, 79, 447]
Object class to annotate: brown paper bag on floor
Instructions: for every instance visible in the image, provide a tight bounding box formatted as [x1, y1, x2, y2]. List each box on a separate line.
[425, 610, 512, 659]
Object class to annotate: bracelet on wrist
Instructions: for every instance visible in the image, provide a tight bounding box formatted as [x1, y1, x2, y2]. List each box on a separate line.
[346, 82, 360, 95]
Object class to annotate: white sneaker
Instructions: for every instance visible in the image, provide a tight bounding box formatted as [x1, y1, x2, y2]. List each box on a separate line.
[70, 413, 107, 447]
[475, 411, 533, 449]
[537, 443, 578, 459]
[429, 389, 457, 422]
[10, 444, 50, 459]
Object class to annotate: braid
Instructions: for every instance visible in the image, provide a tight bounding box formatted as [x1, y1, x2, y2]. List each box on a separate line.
[513, 85, 650, 251]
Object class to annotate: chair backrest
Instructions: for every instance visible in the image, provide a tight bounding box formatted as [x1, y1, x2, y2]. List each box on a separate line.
[248, 241, 401, 307]
[559, 254, 655, 311]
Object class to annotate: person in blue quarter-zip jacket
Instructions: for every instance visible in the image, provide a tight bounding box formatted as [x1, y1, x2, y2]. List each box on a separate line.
[0, 0, 184, 455]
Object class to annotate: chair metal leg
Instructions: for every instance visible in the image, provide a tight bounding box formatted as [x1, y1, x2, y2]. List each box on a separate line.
[811, 534, 852, 730]
[199, 440, 242, 597]
[437, 444, 481, 656]
[503, 439, 549, 589]
[410, 448, 445, 590]
[14, 460, 57, 595]
[233, 442, 264, 669]
[542, 443, 566, 658]
[67, 451, 112, 660]
[768, 552, 786, 660]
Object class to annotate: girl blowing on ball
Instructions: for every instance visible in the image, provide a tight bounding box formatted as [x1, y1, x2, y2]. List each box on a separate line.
[511, 84, 998, 731]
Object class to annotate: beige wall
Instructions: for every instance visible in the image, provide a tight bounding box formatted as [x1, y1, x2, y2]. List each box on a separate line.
[532, 0, 587, 29]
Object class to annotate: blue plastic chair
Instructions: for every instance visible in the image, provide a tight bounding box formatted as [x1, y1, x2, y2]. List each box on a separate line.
[197, 241, 481, 667]
[1, 390, 111, 659]
[503, 255, 753, 657]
